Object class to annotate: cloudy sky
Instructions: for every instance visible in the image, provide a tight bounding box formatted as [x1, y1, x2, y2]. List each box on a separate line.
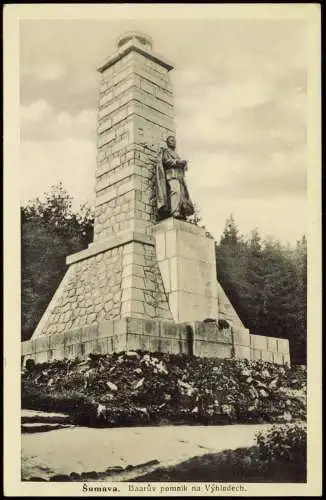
[19, 8, 311, 244]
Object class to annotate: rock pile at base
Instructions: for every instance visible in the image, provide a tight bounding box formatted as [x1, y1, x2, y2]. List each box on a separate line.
[22, 352, 306, 427]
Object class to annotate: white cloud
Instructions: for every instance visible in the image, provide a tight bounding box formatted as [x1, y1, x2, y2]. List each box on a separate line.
[176, 77, 272, 122]
[21, 100, 52, 122]
[42, 62, 66, 81]
[21, 100, 96, 141]
[65, 71, 99, 95]
[21, 61, 66, 81]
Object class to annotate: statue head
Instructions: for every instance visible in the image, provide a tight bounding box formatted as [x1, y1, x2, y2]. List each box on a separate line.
[166, 135, 176, 149]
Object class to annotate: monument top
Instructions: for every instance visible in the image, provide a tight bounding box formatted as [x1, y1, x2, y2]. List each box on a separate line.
[116, 31, 153, 50]
[97, 31, 174, 73]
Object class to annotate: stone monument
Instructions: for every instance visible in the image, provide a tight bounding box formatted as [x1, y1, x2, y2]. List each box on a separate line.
[22, 32, 290, 366]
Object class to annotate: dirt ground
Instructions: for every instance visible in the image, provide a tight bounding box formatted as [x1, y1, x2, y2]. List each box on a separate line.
[22, 423, 275, 481]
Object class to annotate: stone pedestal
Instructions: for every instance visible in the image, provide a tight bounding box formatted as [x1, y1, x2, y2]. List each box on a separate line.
[153, 218, 218, 323]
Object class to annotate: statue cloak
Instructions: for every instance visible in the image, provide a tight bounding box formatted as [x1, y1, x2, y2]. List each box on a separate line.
[156, 148, 169, 216]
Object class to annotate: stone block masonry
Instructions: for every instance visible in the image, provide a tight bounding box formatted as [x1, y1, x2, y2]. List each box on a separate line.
[33, 235, 172, 338]
[94, 35, 175, 243]
[23, 317, 290, 366]
[25, 319, 190, 364]
[28, 32, 291, 368]
[93, 144, 159, 240]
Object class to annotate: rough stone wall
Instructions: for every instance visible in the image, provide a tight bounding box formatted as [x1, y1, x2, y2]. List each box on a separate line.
[191, 322, 233, 359]
[23, 319, 190, 364]
[119, 241, 172, 321]
[94, 144, 158, 241]
[95, 49, 175, 242]
[34, 241, 172, 338]
[34, 246, 124, 337]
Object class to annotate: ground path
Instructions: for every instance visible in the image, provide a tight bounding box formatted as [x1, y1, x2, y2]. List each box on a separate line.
[22, 419, 275, 481]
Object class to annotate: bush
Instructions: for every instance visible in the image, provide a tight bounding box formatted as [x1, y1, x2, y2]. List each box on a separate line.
[21, 381, 97, 424]
[132, 444, 307, 483]
[24, 358, 36, 372]
[21, 353, 306, 427]
[256, 424, 306, 464]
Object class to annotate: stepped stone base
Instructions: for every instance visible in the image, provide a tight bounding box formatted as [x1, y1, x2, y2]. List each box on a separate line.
[22, 317, 290, 366]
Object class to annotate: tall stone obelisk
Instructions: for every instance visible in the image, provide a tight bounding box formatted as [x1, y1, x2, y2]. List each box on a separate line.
[33, 32, 176, 338]
[94, 32, 175, 241]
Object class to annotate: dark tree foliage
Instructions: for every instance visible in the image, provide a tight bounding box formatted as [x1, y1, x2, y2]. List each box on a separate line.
[21, 183, 94, 341]
[216, 216, 307, 365]
[216, 215, 249, 323]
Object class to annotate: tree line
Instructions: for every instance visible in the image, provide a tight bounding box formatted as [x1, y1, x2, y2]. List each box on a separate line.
[215, 215, 306, 365]
[21, 185, 307, 365]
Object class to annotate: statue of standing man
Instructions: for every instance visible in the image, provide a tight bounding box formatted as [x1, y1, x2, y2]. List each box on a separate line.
[156, 136, 195, 220]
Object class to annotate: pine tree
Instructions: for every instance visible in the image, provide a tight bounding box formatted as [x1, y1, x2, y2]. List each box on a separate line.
[260, 239, 301, 359]
[244, 228, 266, 335]
[220, 214, 240, 246]
[216, 215, 249, 325]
